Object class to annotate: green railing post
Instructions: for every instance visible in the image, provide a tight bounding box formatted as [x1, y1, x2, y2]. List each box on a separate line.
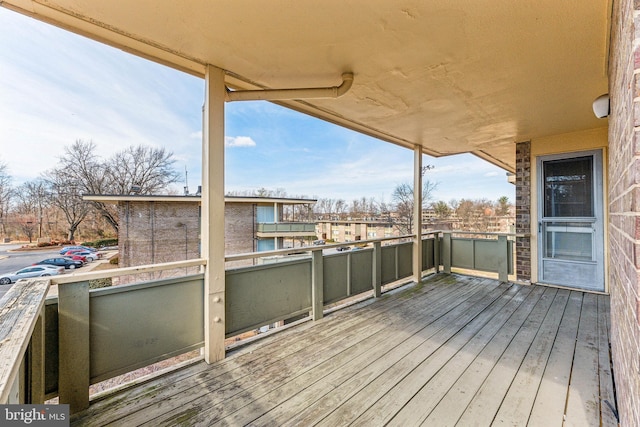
[498, 235, 508, 282]
[58, 281, 90, 413]
[442, 232, 452, 274]
[373, 241, 382, 298]
[434, 234, 440, 273]
[311, 249, 324, 320]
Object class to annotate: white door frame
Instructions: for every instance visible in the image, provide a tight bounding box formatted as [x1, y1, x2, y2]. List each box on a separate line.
[536, 149, 605, 292]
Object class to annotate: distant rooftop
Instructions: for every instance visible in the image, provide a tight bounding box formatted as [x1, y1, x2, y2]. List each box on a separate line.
[83, 194, 317, 205]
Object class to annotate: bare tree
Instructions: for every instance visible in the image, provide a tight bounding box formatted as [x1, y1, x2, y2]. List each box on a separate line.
[334, 199, 348, 219]
[313, 198, 336, 220]
[17, 215, 37, 243]
[16, 179, 51, 238]
[54, 140, 115, 232]
[44, 169, 91, 241]
[105, 145, 181, 194]
[452, 198, 494, 231]
[0, 161, 13, 238]
[391, 180, 438, 235]
[53, 140, 180, 234]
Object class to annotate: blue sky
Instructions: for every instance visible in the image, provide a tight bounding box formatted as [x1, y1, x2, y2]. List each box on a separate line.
[0, 8, 514, 205]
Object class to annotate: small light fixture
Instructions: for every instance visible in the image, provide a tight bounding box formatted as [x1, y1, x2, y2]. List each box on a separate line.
[592, 94, 610, 119]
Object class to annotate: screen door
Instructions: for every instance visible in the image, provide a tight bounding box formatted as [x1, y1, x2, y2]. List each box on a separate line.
[538, 151, 604, 291]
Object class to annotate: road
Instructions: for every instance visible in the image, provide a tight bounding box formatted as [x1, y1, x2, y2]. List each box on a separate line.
[0, 244, 61, 301]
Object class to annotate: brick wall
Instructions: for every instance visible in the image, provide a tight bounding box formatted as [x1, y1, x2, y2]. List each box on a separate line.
[120, 201, 258, 270]
[117, 201, 201, 283]
[225, 202, 256, 268]
[120, 201, 201, 268]
[608, 0, 640, 424]
[515, 141, 531, 283]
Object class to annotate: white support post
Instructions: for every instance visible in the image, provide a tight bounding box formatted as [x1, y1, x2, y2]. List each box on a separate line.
[203, 65, 226, 364]
[413, 146, 423, 284]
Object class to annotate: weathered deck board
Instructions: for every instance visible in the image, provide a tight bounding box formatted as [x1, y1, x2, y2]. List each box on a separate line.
[417, 285, 548, 426]
[70, 274, 616, 427]
[358, 284, 538, 426]
[144, 279, 500, 426]
[491, 289, 571, 425]
[527, 290, 582, 426]
[598, 294, 618, 426]
[452, 286, 559, 426]
[336, 287, 531, 426]
[0, 279, 49, 403]
[564, 293, 603, 426]
[78, 275, 459, 424]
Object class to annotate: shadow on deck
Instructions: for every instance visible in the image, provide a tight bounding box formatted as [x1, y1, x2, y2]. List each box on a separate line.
[71, 274, 617, 426]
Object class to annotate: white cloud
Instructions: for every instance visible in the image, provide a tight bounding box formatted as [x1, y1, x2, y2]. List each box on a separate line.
[225, 136, 257, 147]
[484, 171, 500, 177]
[190, 131, 202, 139]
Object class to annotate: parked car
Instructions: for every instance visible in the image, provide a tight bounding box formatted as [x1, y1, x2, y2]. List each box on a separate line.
[0, 265, 64, 285]
[336, 246, 351, 252]
[62, 249, 101, 261]
[63, 254, 87, 264]
[59, 245, 97, 255]
[35, 257, 83, 269]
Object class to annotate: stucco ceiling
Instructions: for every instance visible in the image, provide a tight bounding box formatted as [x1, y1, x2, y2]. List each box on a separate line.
[3, 0, 612, 171]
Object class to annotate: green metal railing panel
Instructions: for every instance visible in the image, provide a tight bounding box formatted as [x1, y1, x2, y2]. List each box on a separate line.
[380, 242, 413, 285]
[397, 242, 413, 278]
[351, 249, 373, 295]
[381, 246, 398, 285]
[89, 275, 204, 383]
[451, 239, 474, 269]
[44, 301, 59, 397]
[473, 239, 503, 272]
[323, 254, 349, 304]
[421, 238, 436, 270]
[226, 259, 311, 337]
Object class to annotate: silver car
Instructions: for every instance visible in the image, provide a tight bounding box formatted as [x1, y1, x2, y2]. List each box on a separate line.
[0, 265, 64, 285]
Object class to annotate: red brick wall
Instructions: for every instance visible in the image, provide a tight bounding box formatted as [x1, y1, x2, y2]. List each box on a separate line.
[515, 141, 531, 283]
[608, 0, 640, 424]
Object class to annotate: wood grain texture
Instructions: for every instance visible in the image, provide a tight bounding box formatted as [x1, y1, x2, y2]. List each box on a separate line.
[0, 279, 49, 403]
[69, 275, 616, 427]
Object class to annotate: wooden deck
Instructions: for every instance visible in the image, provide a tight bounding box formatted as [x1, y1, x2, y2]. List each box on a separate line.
[71, 274, 618, 426]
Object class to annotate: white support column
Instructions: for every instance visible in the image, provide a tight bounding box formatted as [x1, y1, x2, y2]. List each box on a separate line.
[413, 146, 423, 284]
[202, 65, 226, 363]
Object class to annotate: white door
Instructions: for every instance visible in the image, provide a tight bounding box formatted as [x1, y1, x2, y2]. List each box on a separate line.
[537, 150, 604, 292]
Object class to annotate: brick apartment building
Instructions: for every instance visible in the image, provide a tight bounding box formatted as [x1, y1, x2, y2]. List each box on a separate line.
[84, 195, 317, 268]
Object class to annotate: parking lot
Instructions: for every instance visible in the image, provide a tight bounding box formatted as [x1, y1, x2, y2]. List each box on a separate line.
[0, 244, 114, 301]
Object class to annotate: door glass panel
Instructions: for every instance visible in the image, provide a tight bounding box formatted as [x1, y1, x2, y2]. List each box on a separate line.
[544, 222, 593, 261]
[543, 156, 593, 217]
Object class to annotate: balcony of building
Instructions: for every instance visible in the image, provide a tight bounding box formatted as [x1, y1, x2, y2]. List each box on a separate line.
[255, 222, 317, 238]
[0, 232, 616, 426]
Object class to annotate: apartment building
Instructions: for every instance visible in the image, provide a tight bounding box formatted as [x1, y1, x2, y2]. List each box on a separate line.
[84, 195, 317, 268]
